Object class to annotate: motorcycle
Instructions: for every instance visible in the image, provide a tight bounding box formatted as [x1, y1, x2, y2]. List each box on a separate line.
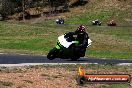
[107, 20, 116, 26]
[107, 22, 116, 26]
[47, 34, 92, 61]
[56, 18, 64, 24]
[92, 20, 101, 26]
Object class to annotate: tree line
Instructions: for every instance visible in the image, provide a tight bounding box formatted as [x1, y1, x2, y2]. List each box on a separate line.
[0, 0, 70, 20]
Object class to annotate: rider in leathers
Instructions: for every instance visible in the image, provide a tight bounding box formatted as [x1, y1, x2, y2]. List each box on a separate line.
[64, 25, 89, 57]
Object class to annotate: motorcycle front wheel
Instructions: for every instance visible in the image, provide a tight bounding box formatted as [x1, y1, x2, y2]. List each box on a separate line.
[47, 48, 58, 60]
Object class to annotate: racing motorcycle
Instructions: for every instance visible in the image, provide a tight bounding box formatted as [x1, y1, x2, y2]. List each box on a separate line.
[92, 20, 101, 26]
[47, 34, 92, 61]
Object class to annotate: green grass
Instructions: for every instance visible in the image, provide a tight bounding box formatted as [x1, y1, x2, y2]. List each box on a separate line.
[0, 20, 132, 59]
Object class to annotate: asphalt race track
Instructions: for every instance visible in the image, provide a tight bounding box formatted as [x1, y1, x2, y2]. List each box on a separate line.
[0, 54, 132, 65]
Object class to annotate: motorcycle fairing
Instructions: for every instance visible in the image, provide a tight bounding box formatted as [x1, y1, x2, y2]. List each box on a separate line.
[58, 35, 79, 48]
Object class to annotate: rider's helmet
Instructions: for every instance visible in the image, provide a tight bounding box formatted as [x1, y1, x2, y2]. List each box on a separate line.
[75, 25, 86, 34]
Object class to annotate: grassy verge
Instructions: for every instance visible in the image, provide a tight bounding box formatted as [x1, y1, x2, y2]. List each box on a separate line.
[0, 20, 132, 59]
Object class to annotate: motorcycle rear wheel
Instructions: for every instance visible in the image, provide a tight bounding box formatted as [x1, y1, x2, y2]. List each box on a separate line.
[70, 56, 80, 61]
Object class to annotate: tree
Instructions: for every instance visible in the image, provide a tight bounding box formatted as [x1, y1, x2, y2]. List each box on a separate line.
[0, 0, 15, 20]
[48, 0, 69, 13]
[1, 0, 15, 15]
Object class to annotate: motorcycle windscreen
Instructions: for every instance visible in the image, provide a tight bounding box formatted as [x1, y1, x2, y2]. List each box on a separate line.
[58, 35, 73, 48]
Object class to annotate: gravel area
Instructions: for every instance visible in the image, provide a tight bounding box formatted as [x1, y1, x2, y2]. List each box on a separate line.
[0, 65, 131, 88]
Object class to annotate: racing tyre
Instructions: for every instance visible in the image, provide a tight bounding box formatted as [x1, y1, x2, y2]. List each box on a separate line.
[47, 48, 58, 60]
[70, 56, 80, 61]
[98, 23, 101, 26]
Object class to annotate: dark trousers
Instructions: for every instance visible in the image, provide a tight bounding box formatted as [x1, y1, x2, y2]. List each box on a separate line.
[69, 44, 86, 57]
